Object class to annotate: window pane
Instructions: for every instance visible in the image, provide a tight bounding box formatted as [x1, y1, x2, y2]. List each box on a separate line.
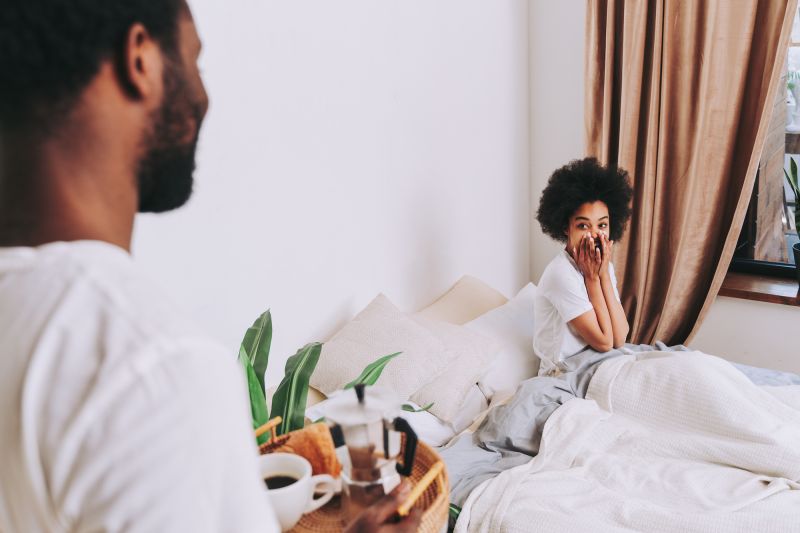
[752, 10, 800, 266]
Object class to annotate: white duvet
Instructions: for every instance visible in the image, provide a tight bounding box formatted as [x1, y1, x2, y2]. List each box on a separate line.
[456, 351, 800, 532]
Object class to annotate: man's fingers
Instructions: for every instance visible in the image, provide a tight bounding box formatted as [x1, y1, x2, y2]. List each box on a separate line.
[371, 481, 412, 524]
[381, 507, 424, 533]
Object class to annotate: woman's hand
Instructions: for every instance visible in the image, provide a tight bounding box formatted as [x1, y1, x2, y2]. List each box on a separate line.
[598, 233, 613, 276]
[573, 232, 602, 280]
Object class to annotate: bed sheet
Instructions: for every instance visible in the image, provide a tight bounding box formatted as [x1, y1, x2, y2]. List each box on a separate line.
[455, 351, 800, 532]
[441, 343, 800, 508]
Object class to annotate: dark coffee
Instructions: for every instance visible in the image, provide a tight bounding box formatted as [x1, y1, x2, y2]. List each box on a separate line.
[264, 475, 298, 490]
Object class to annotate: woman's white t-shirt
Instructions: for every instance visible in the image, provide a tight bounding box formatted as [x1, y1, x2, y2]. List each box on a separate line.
[533, 250, 620, 376]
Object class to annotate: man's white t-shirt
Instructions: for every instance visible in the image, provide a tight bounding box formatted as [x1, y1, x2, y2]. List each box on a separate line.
[533, 250, 620, 376]
[0, 241, 279, 532]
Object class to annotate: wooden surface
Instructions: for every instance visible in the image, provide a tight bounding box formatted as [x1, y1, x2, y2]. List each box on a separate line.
[720, 272, 800, 306]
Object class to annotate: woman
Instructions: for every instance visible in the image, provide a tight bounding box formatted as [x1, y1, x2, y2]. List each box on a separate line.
[534, 158, 634, 376]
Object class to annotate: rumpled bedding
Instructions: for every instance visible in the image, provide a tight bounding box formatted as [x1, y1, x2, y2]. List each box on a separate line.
[441, 343, 800, 511]
[454, 350, 800, 532]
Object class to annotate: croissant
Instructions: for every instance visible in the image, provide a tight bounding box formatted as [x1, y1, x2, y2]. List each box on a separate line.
[259, 422, 342, 478]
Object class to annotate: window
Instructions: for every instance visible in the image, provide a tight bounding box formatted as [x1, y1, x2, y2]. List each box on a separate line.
[731, 7, 800, 279]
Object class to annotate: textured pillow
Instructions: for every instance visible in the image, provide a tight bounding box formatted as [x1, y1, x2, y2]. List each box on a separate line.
[408, 316, 494, 423]
[414, 275, 508, 325]
[310, 294, 463, 402]
[466, 283, 540, 402]
[398, 389, 487, 447]
[412, 381, 489, 442]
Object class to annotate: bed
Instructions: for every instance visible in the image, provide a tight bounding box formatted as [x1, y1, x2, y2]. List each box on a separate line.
[300, 276, 800, 532]
[444, 346, 800, 532]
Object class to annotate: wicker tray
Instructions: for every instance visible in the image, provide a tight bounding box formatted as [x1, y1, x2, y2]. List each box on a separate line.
[290, 441, 449, 533]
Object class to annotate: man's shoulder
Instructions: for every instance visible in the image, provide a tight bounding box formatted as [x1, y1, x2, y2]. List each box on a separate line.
[2, 241, 218, 366]
[0, 243, 238, 475]
[60, 241, 204, 343]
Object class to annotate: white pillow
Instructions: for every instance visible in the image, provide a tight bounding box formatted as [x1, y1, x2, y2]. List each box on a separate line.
[439, 382, 489, 435]
[306, 389, 487, 448]
[408, 317, 493, 423]
[305, 394, 460, 445]
[310, 294, 448, 400]
[466, 283, 540, 402]
[397, 388, 487, 447]
[400, 405, 457, 448]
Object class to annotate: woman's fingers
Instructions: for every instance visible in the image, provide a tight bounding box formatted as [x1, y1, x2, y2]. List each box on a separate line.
[583, 235, 592, 266]
[584, 233, 593, 259]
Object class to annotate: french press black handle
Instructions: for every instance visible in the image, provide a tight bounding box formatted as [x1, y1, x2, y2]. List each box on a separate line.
[392, 417, 418, 477]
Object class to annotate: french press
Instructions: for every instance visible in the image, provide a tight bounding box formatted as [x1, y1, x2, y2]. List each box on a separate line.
[322, 384, 418, 522]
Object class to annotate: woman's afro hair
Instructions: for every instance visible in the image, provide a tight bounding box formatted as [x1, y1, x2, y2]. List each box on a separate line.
[536, 157, 633, 243]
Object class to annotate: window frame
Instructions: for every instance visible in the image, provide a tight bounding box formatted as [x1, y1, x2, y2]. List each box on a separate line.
[728, 30, 800, 280]
[729, 257, 796, 279]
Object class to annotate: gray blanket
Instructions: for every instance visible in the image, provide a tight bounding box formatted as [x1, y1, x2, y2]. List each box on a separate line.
[442, 343, 800, 507]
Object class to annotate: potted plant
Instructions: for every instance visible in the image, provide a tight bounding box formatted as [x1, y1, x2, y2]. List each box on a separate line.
[237, 310, 321, 443]
[237, 309, 420, 444]
[785, 157, 800, 283]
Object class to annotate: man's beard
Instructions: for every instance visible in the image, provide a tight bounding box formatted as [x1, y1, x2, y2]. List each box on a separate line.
[136, 60, 204, 213]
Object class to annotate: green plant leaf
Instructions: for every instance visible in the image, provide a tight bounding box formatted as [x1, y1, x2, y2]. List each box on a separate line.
[402, 402, 434, 413]
[271, 342, 323, 435]
[447, 503, 461, 531]
[787, 159, 800, 196]
[343, 352, 402, 389]
[238, 346, 270, 444]
[786, 158, 800, 236]
[240, 310, 272, 396]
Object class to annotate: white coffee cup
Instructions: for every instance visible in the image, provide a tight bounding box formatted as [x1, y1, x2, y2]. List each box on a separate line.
[259, 453, 336, 531]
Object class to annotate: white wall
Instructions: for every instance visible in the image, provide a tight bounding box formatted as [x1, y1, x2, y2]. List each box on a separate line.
[691, 297, 800, 374]
[528, 0, 586, 279]
[133, 0, 530, 383]
[527, 0, 800, 373]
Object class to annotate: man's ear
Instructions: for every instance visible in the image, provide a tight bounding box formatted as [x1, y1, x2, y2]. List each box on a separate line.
[119, 23, 164, 101]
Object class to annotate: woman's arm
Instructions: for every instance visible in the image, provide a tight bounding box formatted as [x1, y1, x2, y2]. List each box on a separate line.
[569, 233, 614, 352]
[598, 233, 629, 347]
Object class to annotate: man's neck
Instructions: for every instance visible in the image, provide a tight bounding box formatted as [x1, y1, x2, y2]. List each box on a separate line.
[0, 129, 138, 251]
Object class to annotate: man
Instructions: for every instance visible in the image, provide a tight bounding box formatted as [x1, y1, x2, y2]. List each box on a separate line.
[0, 1, 421, 531]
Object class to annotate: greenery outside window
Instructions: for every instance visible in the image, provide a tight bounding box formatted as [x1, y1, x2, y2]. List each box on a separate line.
[731, 7, 800, 279]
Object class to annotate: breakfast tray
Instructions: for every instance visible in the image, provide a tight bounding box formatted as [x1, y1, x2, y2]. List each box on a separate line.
[290, 440, 449, 533]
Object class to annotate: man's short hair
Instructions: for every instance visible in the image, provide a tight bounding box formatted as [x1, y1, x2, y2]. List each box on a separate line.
[0, 0, 185, 128]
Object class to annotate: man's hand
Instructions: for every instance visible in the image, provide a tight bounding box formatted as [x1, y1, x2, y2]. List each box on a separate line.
[343, 481, 423, 533]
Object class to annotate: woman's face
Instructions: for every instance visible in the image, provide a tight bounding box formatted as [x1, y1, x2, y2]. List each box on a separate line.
[565, 201, 610, 253]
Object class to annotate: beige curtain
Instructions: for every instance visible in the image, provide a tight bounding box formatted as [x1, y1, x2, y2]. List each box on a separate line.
[586, 0, 796, 345]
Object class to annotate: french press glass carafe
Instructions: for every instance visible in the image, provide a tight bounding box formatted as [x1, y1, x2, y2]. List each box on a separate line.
[322, 384, 418, 522]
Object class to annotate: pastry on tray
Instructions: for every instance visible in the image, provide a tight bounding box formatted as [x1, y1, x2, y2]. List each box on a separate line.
[260, 422, 342, 478]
